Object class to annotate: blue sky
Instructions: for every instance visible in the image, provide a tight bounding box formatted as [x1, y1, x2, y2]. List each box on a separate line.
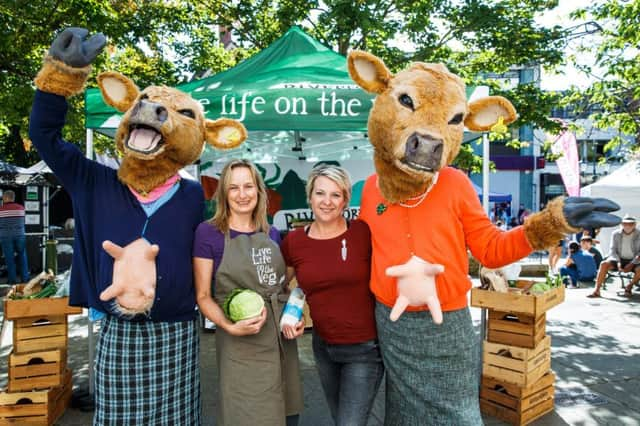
[537, 2, 599, 91]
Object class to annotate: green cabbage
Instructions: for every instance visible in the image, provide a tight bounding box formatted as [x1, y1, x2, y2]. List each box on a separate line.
[530, 282, 551, 294]
[223, 289, 265, 322]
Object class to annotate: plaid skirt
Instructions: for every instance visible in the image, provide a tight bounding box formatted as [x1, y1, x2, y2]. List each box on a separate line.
[94, 316, 200, 426]
[375, 303, 482, 426]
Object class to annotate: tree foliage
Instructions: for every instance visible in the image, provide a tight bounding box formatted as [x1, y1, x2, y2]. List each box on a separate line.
[0, 0, 239, 164]
[1, 0, 570, 169]
[567, 1, 640, 151]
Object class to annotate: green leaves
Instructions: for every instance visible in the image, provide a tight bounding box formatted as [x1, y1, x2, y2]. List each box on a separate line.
[0, 0, 578, 167]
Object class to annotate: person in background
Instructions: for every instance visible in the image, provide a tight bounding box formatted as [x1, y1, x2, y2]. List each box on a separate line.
[548, 239, 564, 275]
[0, 190, 29, 284]
[193, 159, 303, 426]
[281, 165, 383, 426]
[579, 235, 602, 267]
[516, 203, 525, 223]
[519, 208, 531, 225]
[588, 214, 640, 298]
[576, 227, 599, 244]
[559, 241, 597, 288]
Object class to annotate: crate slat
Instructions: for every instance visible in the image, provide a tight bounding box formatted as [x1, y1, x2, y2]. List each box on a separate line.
[13, 335, 68, 355]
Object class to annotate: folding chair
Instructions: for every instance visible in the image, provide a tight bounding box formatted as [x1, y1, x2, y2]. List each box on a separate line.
[605, 270, 634, 289]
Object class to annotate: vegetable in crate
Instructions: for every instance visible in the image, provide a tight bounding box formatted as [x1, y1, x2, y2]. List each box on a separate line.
[21, 269, 55, 297]
[530, 282, 551, 294]
[223, 289, 265, 322]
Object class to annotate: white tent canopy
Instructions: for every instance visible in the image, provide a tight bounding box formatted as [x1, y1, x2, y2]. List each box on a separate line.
[581, 160, 640, 254]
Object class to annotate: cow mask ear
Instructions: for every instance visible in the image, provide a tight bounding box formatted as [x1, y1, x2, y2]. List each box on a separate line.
[465, 96, 517, 132]
[204, 118, 247, 150]
[348, 50, 392, 94]
[97, 72, 140, 113]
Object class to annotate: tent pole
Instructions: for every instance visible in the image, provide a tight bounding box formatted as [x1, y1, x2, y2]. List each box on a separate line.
[42, 186, 49, 269]
[479, 131, 490, 388]
[86, 129, 94, 160]
[86, 128, 95, 396]
[482, 133, 490, 213]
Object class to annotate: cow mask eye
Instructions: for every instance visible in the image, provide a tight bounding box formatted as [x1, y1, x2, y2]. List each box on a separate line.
[398, 94, 414, 110]
[178, 109, 196, 119]
[448, 113, 464, 125]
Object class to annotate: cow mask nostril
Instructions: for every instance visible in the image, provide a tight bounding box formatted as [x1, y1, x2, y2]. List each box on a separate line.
[156, 106, 168, 122]
[411, 136, 420, 151]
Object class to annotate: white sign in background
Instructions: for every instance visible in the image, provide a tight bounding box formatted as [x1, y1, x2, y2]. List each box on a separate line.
[25, 201, 40, 212]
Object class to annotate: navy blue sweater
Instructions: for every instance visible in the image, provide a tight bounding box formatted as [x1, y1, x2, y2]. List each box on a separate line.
[29, 90, 203, 322]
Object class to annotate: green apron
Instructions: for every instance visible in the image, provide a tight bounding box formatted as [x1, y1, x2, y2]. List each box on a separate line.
[214, 231, 303, 426]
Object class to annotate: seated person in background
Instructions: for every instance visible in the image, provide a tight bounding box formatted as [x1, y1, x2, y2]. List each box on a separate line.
[579, 235, 602, 266]
[588, 214, 640, 298]
[559, 241, 597, 288]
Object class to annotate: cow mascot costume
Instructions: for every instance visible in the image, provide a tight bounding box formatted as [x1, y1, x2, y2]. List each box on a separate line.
[347, 51, 620, 425]
[29, 28, 246, 424]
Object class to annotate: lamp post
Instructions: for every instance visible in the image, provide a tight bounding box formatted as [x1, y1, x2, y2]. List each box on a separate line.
[592, 139, 597, 178]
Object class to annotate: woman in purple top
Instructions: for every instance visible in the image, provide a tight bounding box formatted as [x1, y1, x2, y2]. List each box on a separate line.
[193, 159, 303, 426]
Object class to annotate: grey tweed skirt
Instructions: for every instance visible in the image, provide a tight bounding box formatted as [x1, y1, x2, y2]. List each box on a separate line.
[375, 303, 483, 426]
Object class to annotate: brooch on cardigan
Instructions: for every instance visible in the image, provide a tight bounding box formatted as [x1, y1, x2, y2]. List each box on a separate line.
[376, 203, 387, 215]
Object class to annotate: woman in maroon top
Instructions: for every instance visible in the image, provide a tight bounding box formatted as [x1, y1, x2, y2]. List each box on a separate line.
[281, 164, 383, 426]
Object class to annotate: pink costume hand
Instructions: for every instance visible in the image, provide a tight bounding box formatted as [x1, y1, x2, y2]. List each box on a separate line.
[386, 256, 444, 323]
[99, 238, 159, 315]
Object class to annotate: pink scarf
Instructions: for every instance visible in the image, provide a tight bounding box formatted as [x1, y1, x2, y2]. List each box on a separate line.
[128, 174, 180, 203]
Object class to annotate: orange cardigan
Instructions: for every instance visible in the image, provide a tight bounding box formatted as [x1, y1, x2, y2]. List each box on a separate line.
[360, 167, 533, 312]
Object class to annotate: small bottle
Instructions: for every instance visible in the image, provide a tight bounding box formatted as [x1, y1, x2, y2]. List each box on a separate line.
[280, 287, 305, 331]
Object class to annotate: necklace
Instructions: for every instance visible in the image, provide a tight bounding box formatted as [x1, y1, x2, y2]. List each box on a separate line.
[375, 172, 440, 215]
[398, 172, 439, 208]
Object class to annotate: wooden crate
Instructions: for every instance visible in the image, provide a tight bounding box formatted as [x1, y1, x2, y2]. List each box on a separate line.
[4, 285, 82, 321]
[480, 372, 555, 425]
[470, 283, 564, 317]
[483, 335, 551, 387]
[488, 310, 546, 349]
[0, 369, 71, 425]
[8, 349, 67, 392]
[12, 316, 68, 354]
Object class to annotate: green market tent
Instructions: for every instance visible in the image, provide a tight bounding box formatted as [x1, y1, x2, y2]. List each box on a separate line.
[85, 26, 481, 163]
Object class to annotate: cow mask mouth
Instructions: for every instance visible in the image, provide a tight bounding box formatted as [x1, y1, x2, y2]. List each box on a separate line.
[401, 159, 436, 173]
[125, 124, 165, 156]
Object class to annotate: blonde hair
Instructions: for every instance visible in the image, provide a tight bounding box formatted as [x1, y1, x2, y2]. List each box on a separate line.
[211, 159, 270, 234]
[306, 164, 352, 207]
[3, 190, 15, 202]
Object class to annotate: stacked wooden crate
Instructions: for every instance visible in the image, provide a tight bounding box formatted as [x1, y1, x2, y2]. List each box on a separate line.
[1, 285, 82, 425]
[471, 281, 565, 426]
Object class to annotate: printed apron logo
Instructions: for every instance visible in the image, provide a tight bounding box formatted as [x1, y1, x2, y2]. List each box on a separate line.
[251, 247, 278, 286]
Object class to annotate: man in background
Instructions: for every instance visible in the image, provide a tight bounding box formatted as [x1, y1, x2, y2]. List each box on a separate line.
[588, 214, 640, 298]
[0, 190, 30, 284]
